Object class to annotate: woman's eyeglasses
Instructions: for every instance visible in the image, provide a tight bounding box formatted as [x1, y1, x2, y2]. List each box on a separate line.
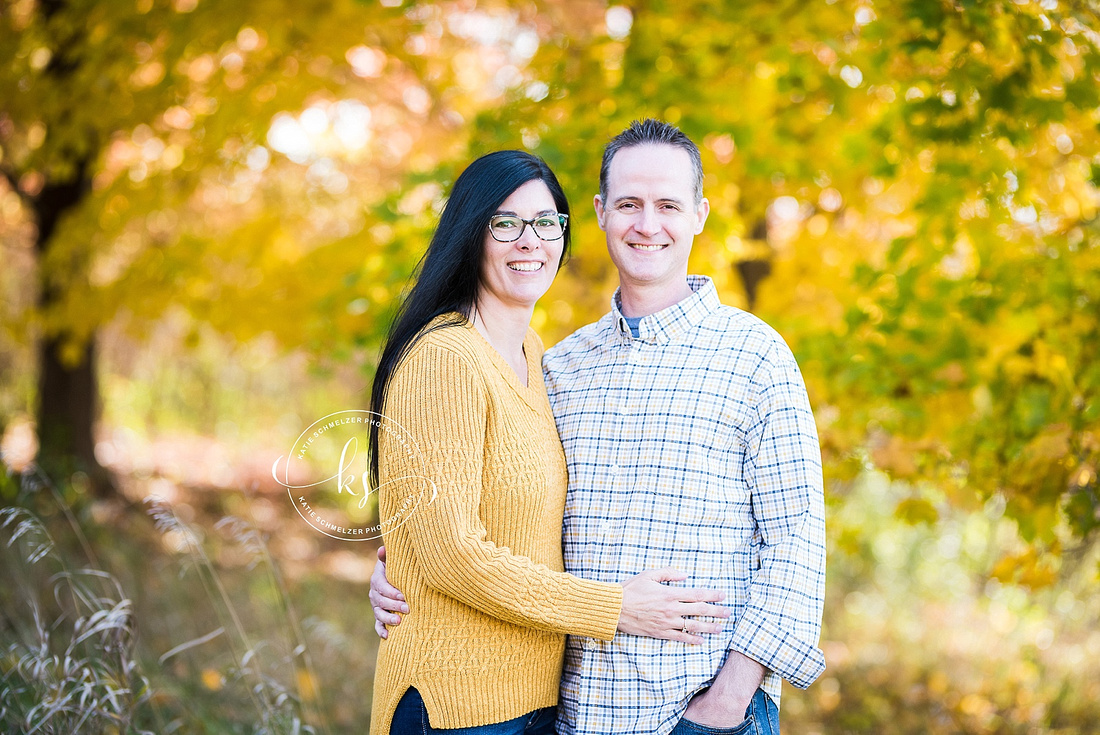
[487, 214, 569, 242]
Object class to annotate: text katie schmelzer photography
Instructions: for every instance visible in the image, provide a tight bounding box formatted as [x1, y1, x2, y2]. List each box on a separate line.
[272, 410, 434, 541]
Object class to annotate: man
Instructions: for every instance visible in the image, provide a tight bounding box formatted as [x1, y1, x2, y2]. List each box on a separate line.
[372, 119, 826, 734]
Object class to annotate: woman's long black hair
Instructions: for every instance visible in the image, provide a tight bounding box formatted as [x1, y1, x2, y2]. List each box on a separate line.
[368, 150, 572, 487]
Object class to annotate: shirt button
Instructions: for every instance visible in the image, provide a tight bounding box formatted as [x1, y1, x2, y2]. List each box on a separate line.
[609, 464, 619, 476]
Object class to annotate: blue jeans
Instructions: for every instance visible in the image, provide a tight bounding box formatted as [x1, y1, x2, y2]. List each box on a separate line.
[670, 688, 780, 735]
[389, 687, 557, 735]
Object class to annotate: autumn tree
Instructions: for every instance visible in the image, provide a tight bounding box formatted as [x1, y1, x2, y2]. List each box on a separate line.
[470, 0, 1100, 571]
[0, 0, 541, 496]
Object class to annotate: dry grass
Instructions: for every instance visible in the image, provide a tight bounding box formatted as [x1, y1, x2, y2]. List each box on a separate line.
[0, 466, 370, 734]
[1, 502, 150, 734]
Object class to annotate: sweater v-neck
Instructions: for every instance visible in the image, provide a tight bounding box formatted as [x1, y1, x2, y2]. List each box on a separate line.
[464, 320, 544, 411]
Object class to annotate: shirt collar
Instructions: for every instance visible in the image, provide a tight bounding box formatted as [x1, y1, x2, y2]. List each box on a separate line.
[609, 275, 720, 345]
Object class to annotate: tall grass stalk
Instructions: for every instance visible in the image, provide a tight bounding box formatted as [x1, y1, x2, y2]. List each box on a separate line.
[0, 505, 153, 734]
[215, 514, 330, 733]
[147, 497, 328, 735]
[3, 463, 331, 734]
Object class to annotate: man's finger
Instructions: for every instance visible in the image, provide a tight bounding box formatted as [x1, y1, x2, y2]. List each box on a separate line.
[371, 591, 410, 613]
[368, 586, 407, 613]
[378, 580, 405, 599]
[373, 607, 403, 625]
[370, 572, 406, 601]
[370, 556, 409, 612]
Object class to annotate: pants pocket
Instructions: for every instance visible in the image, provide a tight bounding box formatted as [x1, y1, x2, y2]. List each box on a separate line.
[674, 714, 754, 735]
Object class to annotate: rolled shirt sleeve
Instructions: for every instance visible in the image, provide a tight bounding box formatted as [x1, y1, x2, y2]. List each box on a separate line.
[728, 342, 827, 689]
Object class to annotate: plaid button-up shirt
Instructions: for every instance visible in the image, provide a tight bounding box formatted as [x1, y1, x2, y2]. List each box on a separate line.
[544, 276, 826, 735]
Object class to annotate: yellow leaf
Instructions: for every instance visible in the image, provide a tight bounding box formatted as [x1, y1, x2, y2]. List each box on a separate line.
[991, 551, 1029, 582]
[1024, 424, 1072, 462]
[895, 498, 938, 525]
[297, 668, 317, 703]
[201, 668, 224, 691]
[871, 436, 917, 478]
[990, 548, 1059, 590]
[959, 693, 994, 718]
[1019, 563, 1058, 590]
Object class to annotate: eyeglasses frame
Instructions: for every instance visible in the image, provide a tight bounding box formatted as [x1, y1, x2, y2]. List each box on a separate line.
[487, 213, 570, 243]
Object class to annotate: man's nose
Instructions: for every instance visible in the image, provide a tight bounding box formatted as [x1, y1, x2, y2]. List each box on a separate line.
[634, 205, 661, 236]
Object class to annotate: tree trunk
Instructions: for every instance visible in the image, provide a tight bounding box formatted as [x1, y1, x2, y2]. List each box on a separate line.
[736, 218, 773, 312]
[736, 259, 772, 312]
[32, 166, 117, 498]
[36, 336, 115, 497]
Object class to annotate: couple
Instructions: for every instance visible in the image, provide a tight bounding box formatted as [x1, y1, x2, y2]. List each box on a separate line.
[367, 120, 826, 735]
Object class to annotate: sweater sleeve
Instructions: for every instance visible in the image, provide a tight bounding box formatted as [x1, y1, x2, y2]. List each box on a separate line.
[380, 341, 623, 640]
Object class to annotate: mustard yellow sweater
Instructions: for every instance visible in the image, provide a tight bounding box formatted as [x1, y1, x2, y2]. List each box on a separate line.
[370, 317, 624, 733]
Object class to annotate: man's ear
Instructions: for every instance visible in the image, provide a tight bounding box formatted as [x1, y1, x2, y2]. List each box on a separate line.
[593, 194, 607, 231]
[694, 197, 711, 234]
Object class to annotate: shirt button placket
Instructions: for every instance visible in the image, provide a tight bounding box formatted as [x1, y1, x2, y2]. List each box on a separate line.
[602, 344, 628, 573]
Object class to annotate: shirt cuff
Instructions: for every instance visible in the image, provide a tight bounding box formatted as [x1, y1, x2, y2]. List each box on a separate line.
[728, 607, 826, 689]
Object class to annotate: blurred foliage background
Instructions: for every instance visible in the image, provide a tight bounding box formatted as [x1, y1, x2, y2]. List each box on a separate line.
[1, 0, 1099, 732]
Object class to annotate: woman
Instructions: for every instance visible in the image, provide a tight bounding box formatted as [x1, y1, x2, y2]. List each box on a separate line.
[368, 150, 727, 734]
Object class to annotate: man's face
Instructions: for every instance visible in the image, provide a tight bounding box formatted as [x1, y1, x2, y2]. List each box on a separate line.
[594, 143, 709, 297]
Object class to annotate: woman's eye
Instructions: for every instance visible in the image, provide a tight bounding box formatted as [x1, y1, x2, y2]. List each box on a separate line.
[535, 218, 555, 227]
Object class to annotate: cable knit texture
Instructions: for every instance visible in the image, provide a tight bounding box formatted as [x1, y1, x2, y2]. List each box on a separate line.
[370, 316, 624, 733]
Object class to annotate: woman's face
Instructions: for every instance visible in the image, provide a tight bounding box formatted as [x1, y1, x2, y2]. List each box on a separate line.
[478, 179, 565, 313]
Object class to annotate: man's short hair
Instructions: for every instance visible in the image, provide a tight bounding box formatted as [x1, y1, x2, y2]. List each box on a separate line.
[599, 118, 705, 205]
